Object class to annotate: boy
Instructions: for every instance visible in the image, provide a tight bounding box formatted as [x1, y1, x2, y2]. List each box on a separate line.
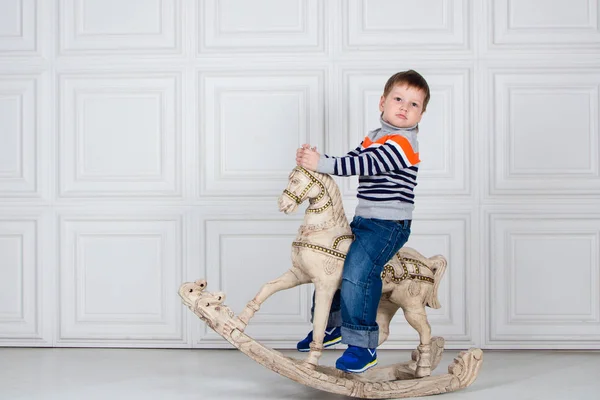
[295, 70, 430, 373]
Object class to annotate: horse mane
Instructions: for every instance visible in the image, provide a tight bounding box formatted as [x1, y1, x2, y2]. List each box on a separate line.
[311, 171, 349, 228]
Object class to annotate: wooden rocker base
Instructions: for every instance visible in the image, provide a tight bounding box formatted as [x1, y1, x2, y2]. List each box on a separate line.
[179, 280, 483, 399]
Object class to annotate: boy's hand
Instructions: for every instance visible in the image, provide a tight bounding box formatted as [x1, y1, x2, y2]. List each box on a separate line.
[296, 144, 315, 164]
[296, 144, 320, 171]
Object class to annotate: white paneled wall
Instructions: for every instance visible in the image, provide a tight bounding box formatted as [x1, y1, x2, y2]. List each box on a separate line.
[0, 0, 598, 350]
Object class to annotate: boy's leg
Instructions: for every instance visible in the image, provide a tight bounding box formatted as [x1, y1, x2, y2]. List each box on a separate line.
[337, 216, 411, 372]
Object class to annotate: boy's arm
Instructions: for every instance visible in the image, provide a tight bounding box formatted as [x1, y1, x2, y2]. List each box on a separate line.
[321, 136, 419, 176]
[317, 145, 362, 174]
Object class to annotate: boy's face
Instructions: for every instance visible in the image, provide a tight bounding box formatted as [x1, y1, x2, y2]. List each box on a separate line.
[379, 85, 426, 128]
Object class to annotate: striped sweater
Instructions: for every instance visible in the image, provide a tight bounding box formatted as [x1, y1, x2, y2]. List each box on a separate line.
[316, 118, 420, 221]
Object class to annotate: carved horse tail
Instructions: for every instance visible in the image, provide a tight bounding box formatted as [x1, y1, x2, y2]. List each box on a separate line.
[425, 255, 447, 309]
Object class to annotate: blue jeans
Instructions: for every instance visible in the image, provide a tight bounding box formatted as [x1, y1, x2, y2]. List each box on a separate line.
[310, 216, 411, 348]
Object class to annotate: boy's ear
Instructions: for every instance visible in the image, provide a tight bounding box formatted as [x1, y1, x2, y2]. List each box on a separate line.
[379, 95, 385, 112]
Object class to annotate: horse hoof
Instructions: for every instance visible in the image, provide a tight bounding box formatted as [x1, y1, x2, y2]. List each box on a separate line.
[415, 366, 431, 378]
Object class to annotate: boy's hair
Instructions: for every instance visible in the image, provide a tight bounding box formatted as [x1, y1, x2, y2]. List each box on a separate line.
[383, 70, 430, 112]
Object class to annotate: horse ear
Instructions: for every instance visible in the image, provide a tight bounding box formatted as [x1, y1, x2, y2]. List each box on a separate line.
[195, 279, 207, 289]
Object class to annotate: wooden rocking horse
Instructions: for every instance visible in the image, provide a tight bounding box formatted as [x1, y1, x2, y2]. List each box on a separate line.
[179, 166, 483, 398]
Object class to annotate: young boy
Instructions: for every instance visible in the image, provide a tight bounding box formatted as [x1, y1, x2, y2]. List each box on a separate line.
[295, 70, 430, 373]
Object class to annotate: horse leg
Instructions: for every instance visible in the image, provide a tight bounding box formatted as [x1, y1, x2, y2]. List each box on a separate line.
[237, 267, 309, 330]
[403, 305, 432, 378]
[376, 295, 400, 346]
[305, 283, 337, 367]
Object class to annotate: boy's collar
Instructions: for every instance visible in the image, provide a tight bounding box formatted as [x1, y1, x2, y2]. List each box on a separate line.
[380, 117, 418, 133]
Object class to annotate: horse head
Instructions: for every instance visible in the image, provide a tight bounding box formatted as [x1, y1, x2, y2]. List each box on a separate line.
[278, 166, 327, 214]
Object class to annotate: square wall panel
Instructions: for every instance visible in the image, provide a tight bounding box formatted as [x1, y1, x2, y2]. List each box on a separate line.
[199, 70, 325, 197]
[0, 0, 37, 53]
[489, 70, 600, 196]
[0, 75, 39, 197]
[344, 0, 469, 51]
[58, 214, 185, 346]
[491, 0, 600, 50]
[488, 213, 600, 347]
[199, 0, 324, 53]
[58, 73, 182, 197]
[0, 217, 43, 342]
[341, 68, 470, 197]
[386, 214, 472, 346]
[59, 0, 181, 54]
[199, 218, 310, 344]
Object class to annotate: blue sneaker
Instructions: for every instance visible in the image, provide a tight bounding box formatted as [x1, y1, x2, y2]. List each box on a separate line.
[296, 326, 342, 352]
[335, 345, 378, 373]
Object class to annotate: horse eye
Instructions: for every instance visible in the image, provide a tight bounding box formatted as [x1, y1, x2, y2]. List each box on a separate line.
[188, 289, 193, 293]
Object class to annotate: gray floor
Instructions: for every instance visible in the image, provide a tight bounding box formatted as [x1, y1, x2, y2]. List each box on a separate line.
[1, 347, 599, 399]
